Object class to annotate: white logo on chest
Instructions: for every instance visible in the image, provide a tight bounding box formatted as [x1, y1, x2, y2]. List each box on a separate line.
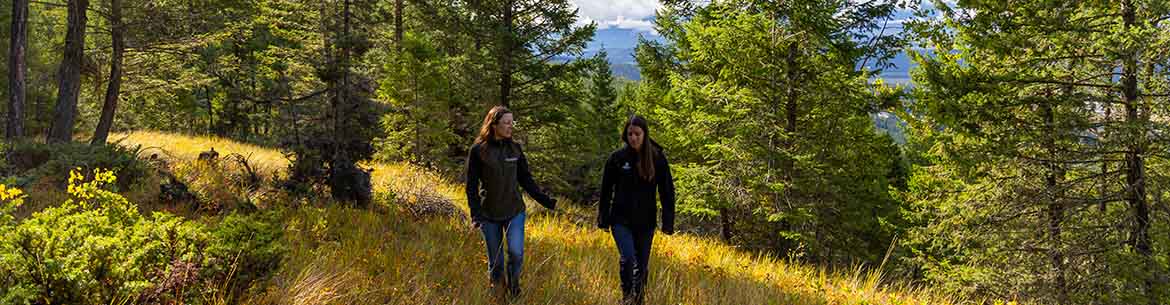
[504, 157, 519, 162]
[622, 162, 631, 170]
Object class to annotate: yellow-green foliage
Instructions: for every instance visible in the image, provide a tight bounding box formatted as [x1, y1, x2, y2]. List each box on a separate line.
[0, 184, 25, 225]
[112, 131, 970, 304]
[0, 169, 285, 304]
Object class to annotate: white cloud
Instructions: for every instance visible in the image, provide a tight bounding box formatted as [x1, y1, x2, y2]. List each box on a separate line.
[571, 0, 660, 32]
[578, 15, 658, 32]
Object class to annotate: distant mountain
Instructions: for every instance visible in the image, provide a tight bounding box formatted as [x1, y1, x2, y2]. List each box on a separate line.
[872, 112, 908, 145]
[578, 28, 926, 84]
[585, 28, 656, 80]
[588, 27, 660, 50]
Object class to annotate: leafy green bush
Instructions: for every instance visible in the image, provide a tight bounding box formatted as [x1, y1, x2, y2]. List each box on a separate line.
[3, 141, 150, 191]
[203, 210, 287, 298]
[0, 169, 285, 304]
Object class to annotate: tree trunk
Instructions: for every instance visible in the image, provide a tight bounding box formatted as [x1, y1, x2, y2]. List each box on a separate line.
[47, 0, 89, 143]
[6, 0, 28, 139]
[780, 40, 799, 214]
[720, 207, 734, 242]
[1041, 100, 1068, 304]
[334, 0, 351, 161]
[1101, 105, 1110, 212]
[395, 0, 404, 49]
[1120, 1, 1153, 303]
[205, 86, 214, 135]
[498, 0, 514, 107]
[92, 0, 124, 145]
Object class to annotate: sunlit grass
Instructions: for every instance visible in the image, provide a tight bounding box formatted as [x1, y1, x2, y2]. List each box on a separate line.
[112, 131, 288, 175]
[117, 131, 968, 305]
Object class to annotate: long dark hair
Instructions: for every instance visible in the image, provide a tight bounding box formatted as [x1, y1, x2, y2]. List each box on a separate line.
[475, 106, 512, 160]
[622, 115, 658, 182]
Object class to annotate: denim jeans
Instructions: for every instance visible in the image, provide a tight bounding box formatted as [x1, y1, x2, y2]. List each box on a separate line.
[611, 223, 655, 304]
[479, 212, 526, 289]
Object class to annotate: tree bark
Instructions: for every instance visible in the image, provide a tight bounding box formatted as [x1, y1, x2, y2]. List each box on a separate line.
[1120, 1, 1153, 304]
[47, 0, 90, 143]
[720, 207, 734, 242]
[1041, 100, 1069, 304]
[6, 0, 28, 139]
[395, 0, 404, 49]
[92, 0, 124, 145]
[781, 41, 799, 212]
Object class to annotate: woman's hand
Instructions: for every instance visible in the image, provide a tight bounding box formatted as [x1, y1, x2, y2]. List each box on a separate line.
[470, 214, 485, 230]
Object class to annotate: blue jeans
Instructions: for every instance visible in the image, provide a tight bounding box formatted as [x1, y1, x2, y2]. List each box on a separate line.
[479, 212, 526, 287]
[611, 223, 655, 304]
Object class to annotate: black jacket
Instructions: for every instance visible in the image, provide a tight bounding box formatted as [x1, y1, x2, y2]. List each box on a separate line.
[597, 144, 676, 233]
[466, 139, 556, 221]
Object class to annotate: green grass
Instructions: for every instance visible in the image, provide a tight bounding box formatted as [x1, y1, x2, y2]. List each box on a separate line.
[112, 131, 970, 305]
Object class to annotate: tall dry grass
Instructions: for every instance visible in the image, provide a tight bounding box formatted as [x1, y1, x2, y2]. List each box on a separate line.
[114, 131, 971, 305]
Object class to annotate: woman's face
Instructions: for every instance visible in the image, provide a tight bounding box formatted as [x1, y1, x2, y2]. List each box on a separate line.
[627, 125, 645, 151]
[493, 113, 514, 139]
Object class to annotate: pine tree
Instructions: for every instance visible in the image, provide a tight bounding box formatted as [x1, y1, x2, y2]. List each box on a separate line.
[633, 0, 909, 263]
[903, 0, 1170, 302]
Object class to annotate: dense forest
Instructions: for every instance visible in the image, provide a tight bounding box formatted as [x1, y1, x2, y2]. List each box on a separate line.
[2, 0, 1169, 304]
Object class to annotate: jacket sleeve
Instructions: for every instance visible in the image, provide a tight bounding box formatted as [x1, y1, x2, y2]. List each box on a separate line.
[516, 145, 557, 210]
[466, 144, 484, 220]
[657, 150, 677, 234]
[598, 153, 616, 228]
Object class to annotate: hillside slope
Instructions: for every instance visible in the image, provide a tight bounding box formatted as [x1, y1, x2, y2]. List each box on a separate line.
[113, 131, 963, 305]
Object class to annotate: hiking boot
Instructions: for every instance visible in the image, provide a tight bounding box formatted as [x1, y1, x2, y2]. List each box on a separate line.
[507, 277, 522, 299]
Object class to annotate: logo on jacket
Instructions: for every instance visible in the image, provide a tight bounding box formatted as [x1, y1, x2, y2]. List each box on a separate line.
[622, 162, 631, 170]
[504, 157, 519, 162]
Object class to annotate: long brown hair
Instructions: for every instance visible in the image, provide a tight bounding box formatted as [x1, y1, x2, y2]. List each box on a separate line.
[475, 106, 513, 159]
[622, 115, 657, 182]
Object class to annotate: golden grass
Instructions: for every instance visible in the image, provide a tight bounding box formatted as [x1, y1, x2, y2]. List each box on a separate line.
[112, 131, 288, 175]
[116, 131, 967, 305]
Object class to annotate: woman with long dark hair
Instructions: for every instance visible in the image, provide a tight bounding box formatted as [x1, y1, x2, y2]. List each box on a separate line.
[598, 115, 676, 305]
[465, 105, 557, 301]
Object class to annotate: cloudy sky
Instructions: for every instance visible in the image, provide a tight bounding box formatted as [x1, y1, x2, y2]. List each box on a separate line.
[569, 0, 952, 33]
[570, 0, 661, 33]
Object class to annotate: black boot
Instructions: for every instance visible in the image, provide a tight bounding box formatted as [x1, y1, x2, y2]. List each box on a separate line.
[507, 274, 522, 299]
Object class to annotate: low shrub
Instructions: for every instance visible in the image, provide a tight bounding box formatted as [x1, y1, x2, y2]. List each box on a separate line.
[3, 141, 151, 191]
[0, 169, 285, 304]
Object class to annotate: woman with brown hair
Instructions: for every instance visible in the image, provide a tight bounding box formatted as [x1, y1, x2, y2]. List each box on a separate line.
[597, 114, 677, 305]
[465, 105, 557, 301]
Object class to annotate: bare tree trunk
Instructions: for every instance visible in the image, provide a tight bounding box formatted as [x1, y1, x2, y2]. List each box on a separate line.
[780, 40, 799, 241]
[1120, 1, 1153, 303]
[92, 0, 124, 145]
[205, 86, 214, 135]
[1041, 100, 1069, 304]
[47, 0, 90, 143]
[783, 41, 798, 178]
[395, 0, 404, 49]
[720, 207, 734, 242]
[6, 0, 28, 139]
[1101, 105, 1111, 212]
[334, 0, 351, 162]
